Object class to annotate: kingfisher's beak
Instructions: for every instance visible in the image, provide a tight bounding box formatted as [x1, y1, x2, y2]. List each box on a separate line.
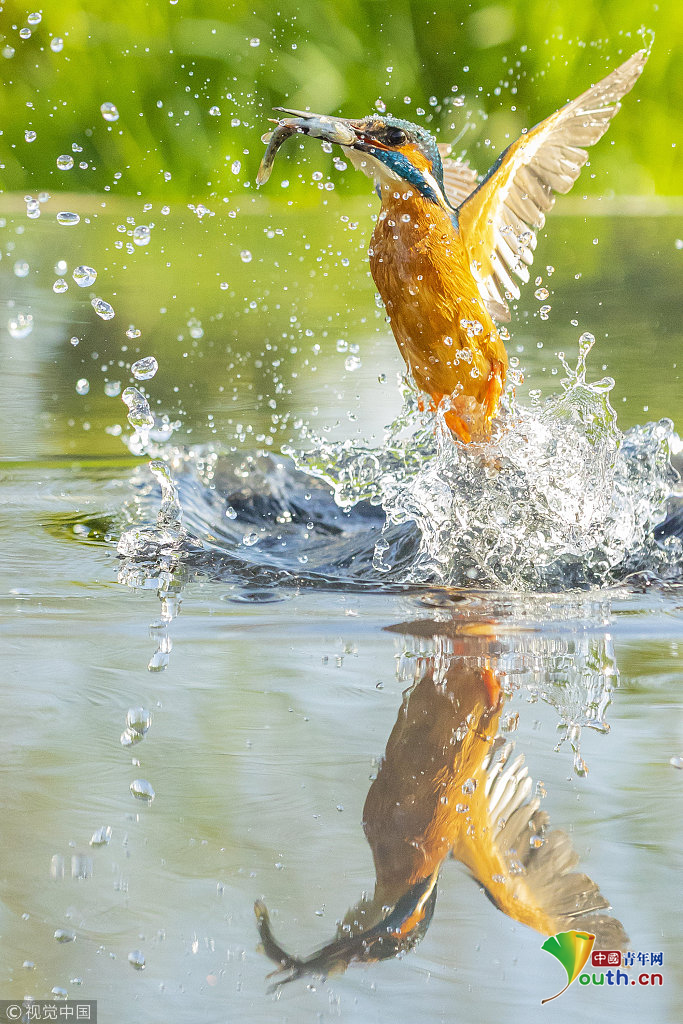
[257, 108, 385, 185]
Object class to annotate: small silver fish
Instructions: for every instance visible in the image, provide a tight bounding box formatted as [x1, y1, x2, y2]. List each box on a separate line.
[257, 108, 358, 185]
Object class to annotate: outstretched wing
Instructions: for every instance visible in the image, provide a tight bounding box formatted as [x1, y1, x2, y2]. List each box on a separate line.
[454, 739, 629, 948]
[457, 49, 649, 322]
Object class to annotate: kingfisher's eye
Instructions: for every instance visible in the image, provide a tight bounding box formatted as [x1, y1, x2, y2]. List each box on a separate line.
[385, 127, 407, 147]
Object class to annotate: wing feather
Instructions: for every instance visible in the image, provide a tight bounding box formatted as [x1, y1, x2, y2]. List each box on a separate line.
[458, 49, 649, 321]
[436, 147, 480, 208]
[456, 739, 629, 946]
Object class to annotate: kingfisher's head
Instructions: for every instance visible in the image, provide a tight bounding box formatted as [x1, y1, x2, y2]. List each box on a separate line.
[258, 108, 451, 209]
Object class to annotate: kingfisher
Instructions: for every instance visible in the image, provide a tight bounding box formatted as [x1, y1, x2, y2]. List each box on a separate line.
[258, 49, 648, 442]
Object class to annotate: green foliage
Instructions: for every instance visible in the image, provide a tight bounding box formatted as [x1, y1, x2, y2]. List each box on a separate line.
[0, 1, 680, 199]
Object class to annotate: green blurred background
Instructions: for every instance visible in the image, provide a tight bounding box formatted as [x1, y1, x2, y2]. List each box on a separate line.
[1, 0, 680, 200]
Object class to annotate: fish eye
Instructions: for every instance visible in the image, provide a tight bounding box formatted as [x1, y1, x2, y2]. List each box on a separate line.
[385, 126, 407, 147]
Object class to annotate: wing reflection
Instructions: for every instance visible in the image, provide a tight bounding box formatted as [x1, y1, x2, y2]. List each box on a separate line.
[256, 612, 627, 989]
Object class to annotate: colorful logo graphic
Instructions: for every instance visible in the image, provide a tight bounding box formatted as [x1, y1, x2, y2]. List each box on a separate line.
[541, 929, 596, 1004]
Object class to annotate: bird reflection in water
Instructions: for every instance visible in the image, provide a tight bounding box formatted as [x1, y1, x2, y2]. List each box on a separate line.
[255, 609, 627, 989]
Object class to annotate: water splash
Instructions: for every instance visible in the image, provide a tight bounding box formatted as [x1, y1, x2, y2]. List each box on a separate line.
[110, 334, 680, 592]
[293, 337, 680, 589]
[117, 459, 191, 560]
[120, 385, 155, 453]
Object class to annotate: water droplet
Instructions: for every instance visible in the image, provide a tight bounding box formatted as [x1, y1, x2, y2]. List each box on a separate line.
[121, 386, 154, 429]
[19, 27, 32, 40]
[374, 98, 387, 113]
[51, 988, 68, 1001]
[50, 37, 64, 52]
[120, 727, 143, 747]
[127, 706, 152, 735]
[8, 313, 34, 339]
[187, 317, 204, 339]
[242, 531, 259, 546]
[670, 755, 683, 769]
[90, 826, 112, 847]
[27, 12, 42, 24]
[534, 287, 549, 300]
[24, 129, 37, 142]
[239, 249, 252, 264]
[231, 160, 242, 175]
[54, 929, 76, 943]
[126, 325, 141, 339]
[133, 224, 151, 246]
[188, 201, 212, 220]
[249, 37, 260, 47]
[72, 265, 97, 287]
[75, 378, 90, 395]
[70, 336, 79, 346]
[53, 278, 68, 294]
[128, 949, 146, 970]
[91, 297, 115, 320]
[529, 834, 545, 849]
[104, 380, 121, 397]
[13, 260, 29, 278]
[56, 211, 80, 226]
[461, 778, 477, 795]
[132, 356, 158, 380]
[100, 101, 119, 122]
[344, 354, 361, 372]
[460, 318, 483, 336]
[50, 854, 65, 880]
[130, 779, 155, 803]
[455, 803, 469, 814]
[209, 105, 221, 116]
[57, 154, 74, 170]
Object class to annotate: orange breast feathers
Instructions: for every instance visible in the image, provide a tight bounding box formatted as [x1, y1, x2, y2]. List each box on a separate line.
[370, 190, 508, 439]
